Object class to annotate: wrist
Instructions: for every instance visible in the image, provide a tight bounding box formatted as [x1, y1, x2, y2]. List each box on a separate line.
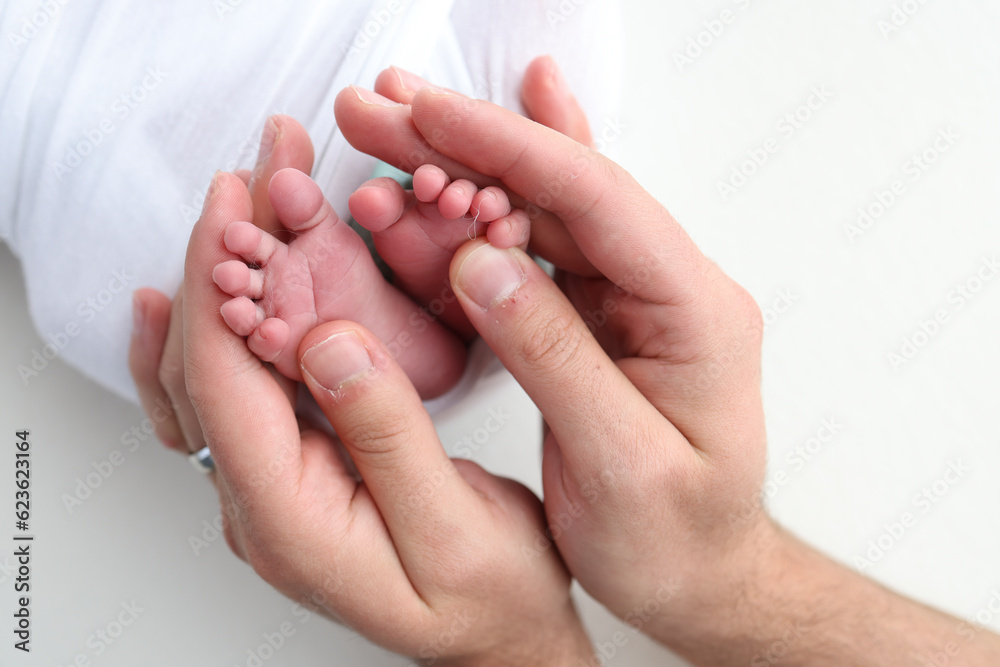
[436, 600, 593, 667]
[640, 513, 797, 664]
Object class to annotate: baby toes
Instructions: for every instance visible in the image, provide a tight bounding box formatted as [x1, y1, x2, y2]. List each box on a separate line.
[486, 209, 532, 250]
[437, 179, 478, 220]
[412, 164, 450, 203]
[247, 318, 290, 364]
[220, 296, 264, 337]
[223, 220, 280, 267]
[213, 260, 264, 298]
[470, 186, 512, 223]
[348, 177, 407, 232]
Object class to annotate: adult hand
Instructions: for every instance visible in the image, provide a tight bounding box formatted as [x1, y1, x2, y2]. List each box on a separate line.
[178, 170, 593, 664]
[129, 114, 314, 457]
[397, 90, 1000, 666]
[131, 58, 597, 458]
[336, 56, 600, 276]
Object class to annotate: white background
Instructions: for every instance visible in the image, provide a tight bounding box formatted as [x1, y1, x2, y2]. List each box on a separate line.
[2, 1, 999, 665]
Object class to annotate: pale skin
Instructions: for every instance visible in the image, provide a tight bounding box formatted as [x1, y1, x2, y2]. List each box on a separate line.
[131, 57, 598, 664]
[130, 57, 1000, 665]
[211, 161, 521, 398]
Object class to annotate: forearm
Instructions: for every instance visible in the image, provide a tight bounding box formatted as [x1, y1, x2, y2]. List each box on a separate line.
[660, 521, 1000, 666]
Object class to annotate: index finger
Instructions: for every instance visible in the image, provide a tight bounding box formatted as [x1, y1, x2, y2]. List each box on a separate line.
[411, 90, 707, 305]
[183, 172, 303, 510]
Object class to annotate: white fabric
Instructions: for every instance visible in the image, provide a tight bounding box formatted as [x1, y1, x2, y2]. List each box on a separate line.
[0, 0, 623, 402]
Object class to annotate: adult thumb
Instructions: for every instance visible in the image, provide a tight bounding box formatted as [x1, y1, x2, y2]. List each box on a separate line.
[448, 240, 674, 475]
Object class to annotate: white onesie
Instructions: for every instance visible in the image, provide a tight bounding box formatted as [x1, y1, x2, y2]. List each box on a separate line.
[0, 0, 623, 403]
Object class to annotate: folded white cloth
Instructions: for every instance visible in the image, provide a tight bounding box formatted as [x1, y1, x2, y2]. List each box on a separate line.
[0, 0, 623, 402]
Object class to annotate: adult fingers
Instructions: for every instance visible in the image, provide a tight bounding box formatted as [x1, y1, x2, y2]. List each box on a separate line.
[183, 172, 303, 512]
[336, 85, 597, 275]
[128, 288, 184, 452]
[375, 59, 594, 148]
[412, 90, 707, 306]
[449, 240, 688, 474]
[297, 321, 484, 566]
[521, 55, 594, 147]
[336, 86, 494, 185]
[156, 289, 212, 457]
[374, 66, 462, 104]
[249, 115, 315, 235]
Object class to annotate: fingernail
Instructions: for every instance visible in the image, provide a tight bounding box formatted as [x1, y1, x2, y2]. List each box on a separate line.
[351, 85, 401, 107]
[545, 56, 570, 96]
[421, 86, 452, 96]
[455, 243, 526, 310]
[249, 117, 279, 191]
[390, 66, 414, 92]
[131, 293, 146, 338]
[201, 170, 222, 214]
[301, 331, 374, 391]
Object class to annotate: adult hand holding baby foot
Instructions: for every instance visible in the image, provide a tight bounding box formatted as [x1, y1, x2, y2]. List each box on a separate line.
[127, 61, 612, 665]
[175, 169, 593, 664]
[394, 89, 1000, 666]
[129, 114, 313, 455]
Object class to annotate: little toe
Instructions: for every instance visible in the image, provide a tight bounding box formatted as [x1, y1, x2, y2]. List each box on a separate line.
[213, 260, 264, 298]
[470, 187, 512, 223]
[438, 179, 477, 220]
[224, 220, 281, 267]
[486, 209, 531, 250]
[413, 164, 450, 203]
[220, 297, 265, 337]
[269, 167, 340, 233]
[348, 177, 407, 232]
[247, 318, 290, 365]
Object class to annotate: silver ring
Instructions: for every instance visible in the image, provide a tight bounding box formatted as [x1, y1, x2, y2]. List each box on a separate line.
[188, 446, 215, 474]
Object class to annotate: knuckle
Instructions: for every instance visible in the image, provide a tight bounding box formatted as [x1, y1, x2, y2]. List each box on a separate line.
[516, 308, 587, 373]
[339, 409, 413, 459]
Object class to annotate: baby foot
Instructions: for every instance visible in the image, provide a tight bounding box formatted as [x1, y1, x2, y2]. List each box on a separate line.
[349, 164, 529, 338]
[212, 168, 465, 398]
